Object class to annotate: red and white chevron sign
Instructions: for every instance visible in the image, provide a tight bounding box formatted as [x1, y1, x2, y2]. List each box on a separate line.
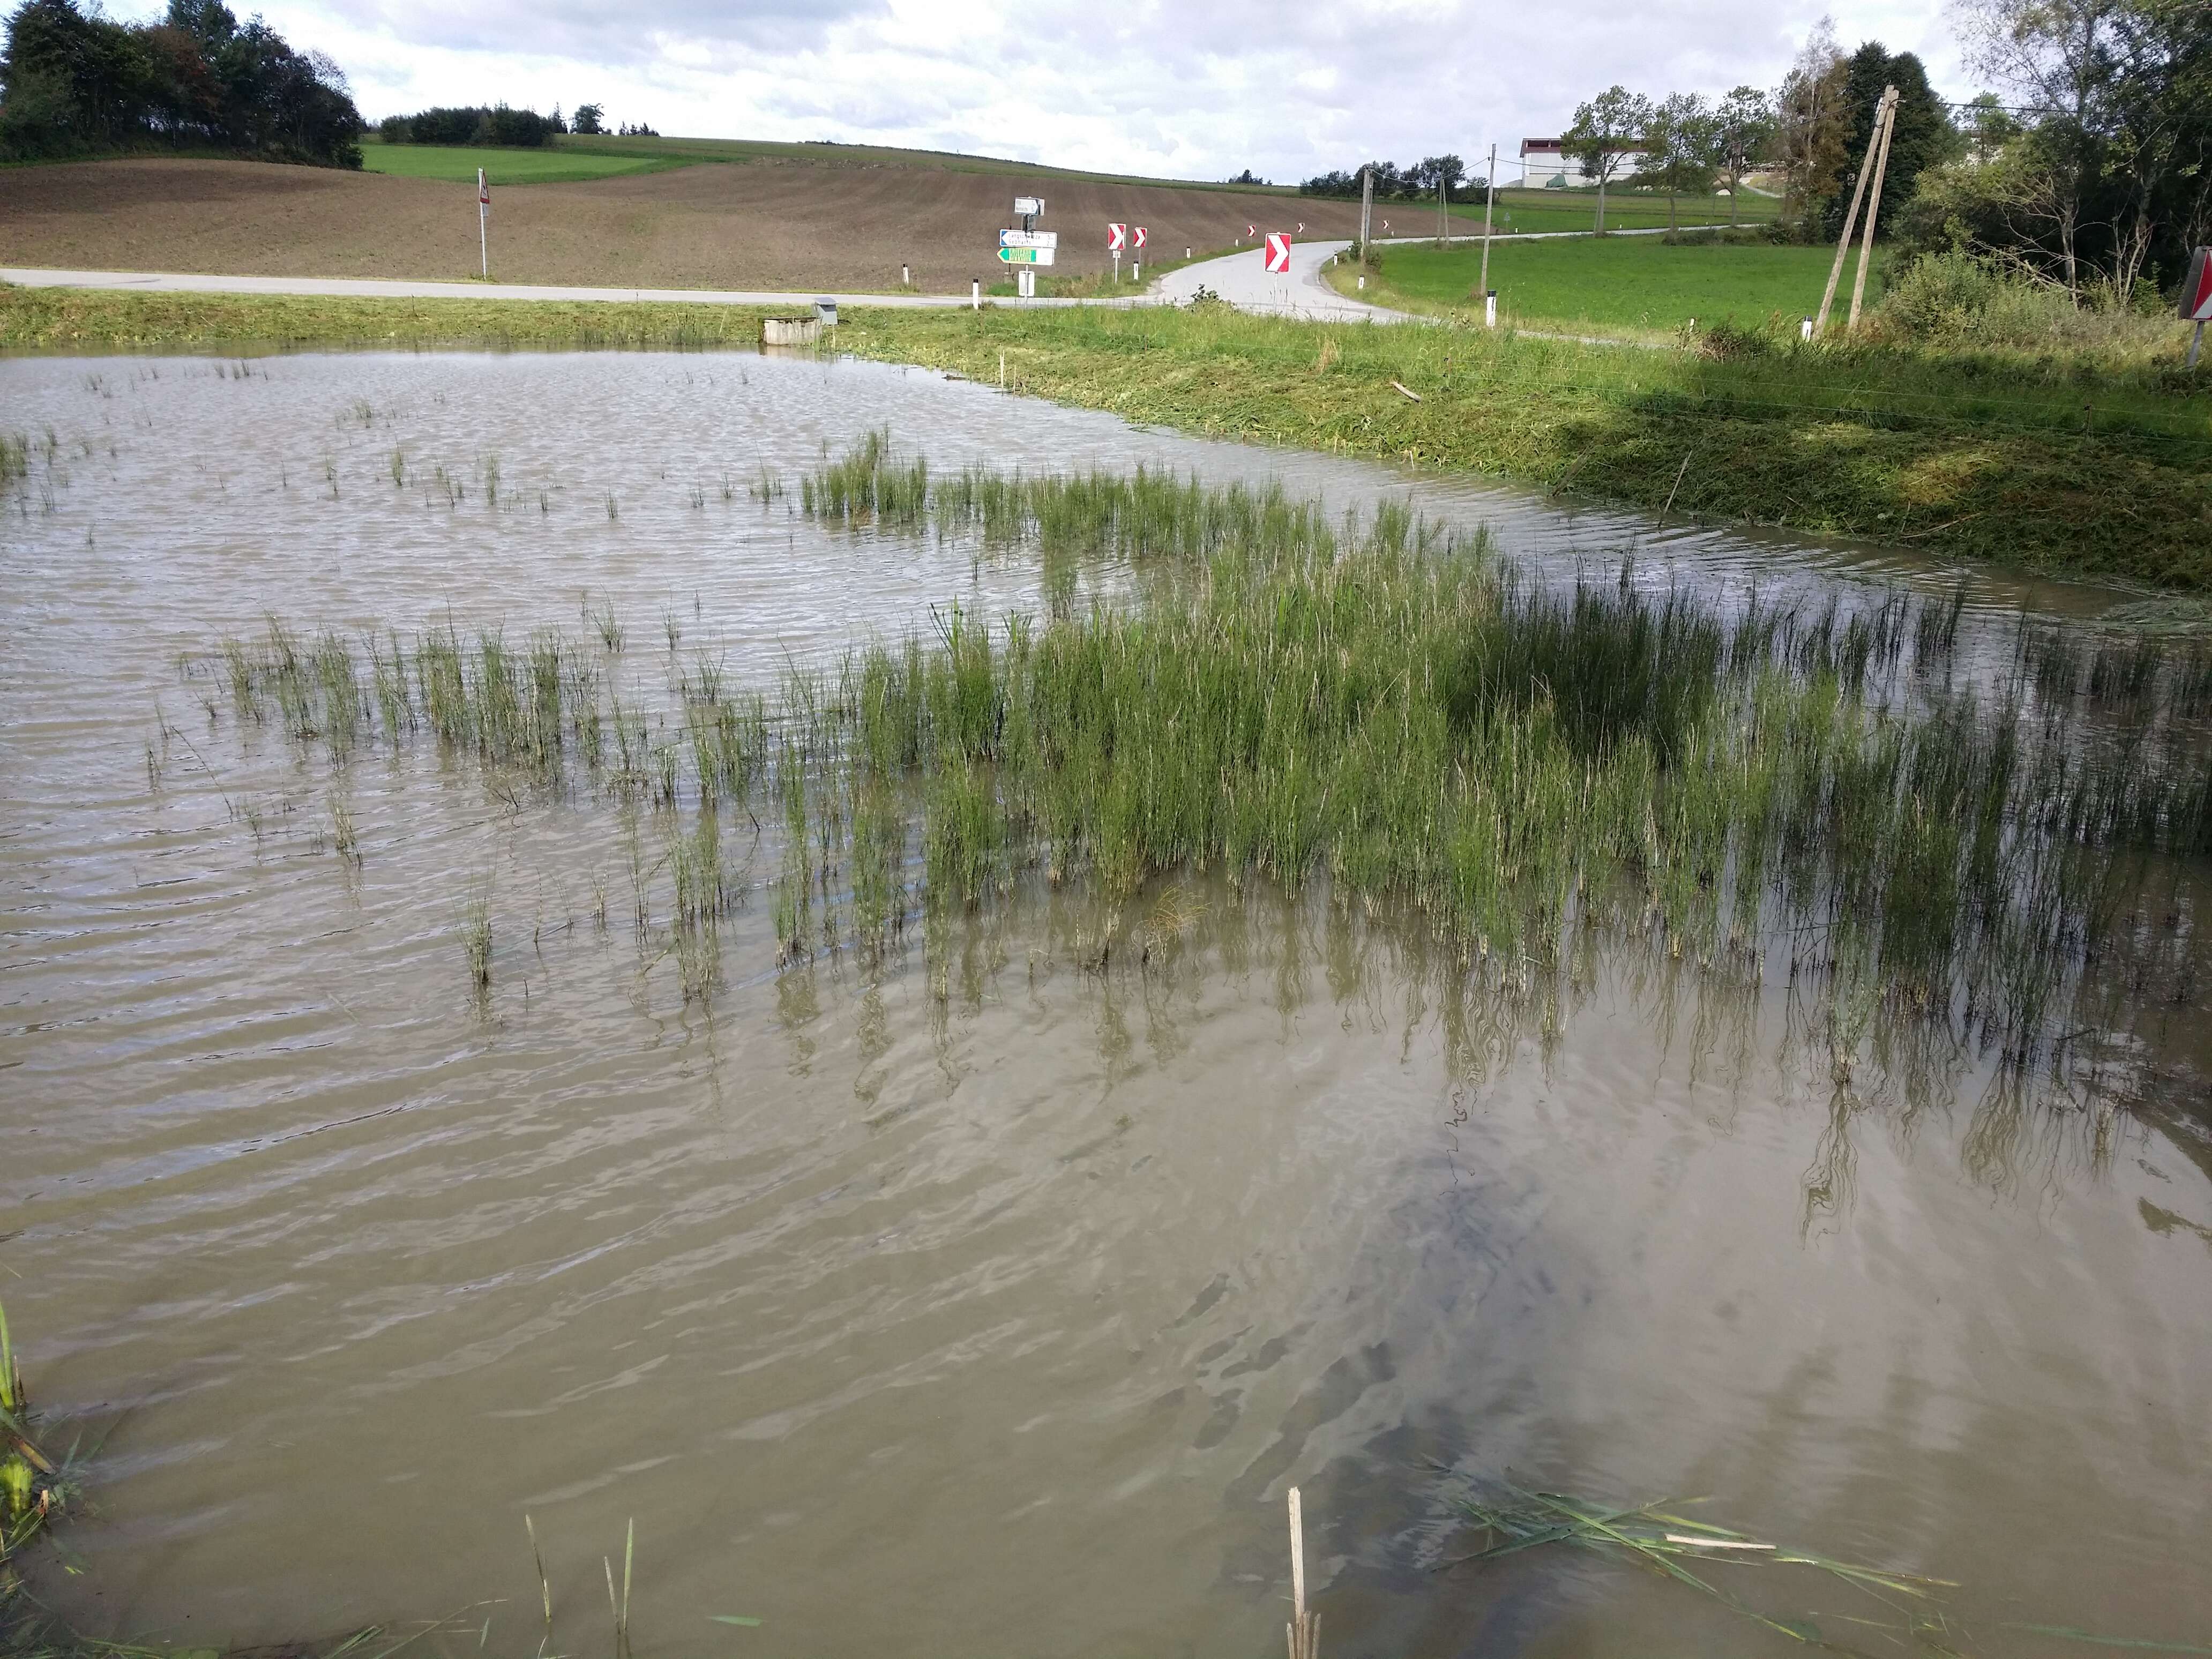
[1264, 231, 1292, 273]
[2185, 247, 2212, 320]
[1132, 225, 1147, 250]
[1107, 222, 1127, 251]
[1245, 222, 1256, 238]
[1296, 221, 1304, 233]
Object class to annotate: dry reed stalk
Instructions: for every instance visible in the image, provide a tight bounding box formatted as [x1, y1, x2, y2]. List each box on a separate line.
[1287, 1485, 1319, 1659]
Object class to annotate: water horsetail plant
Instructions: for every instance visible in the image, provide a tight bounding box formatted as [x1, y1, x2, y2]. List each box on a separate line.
[193, 440, 2212, 1073]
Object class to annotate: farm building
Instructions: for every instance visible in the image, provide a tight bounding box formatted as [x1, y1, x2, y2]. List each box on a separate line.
[1517, 137, 1648, 188]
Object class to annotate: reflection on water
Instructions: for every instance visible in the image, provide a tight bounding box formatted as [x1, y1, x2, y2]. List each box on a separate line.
[3, 350, 2210, 1657]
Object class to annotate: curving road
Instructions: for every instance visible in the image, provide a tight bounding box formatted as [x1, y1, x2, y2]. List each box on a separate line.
[1152, 238, 1408, 323]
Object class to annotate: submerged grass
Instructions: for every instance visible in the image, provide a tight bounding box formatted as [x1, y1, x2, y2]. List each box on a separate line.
[1445, 1482, 1950, 1646]
[193, 436, 2212, 1075]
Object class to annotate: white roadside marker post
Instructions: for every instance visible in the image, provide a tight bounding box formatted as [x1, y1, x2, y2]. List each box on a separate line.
[972, 278, 980, 310]
[902, 264, 910, 287]
[1485, 290, 1497, 328]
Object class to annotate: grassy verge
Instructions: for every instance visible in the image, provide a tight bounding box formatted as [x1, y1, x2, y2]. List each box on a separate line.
[3, 286, 2208, 587]
[1332, 235, 1887, 338]
[357, 140, 677, 185]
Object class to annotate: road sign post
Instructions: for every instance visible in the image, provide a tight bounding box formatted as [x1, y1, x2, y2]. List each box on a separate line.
[1108, 221, 1126, 284]
[1264, 231, 1292, 274]
[2182, 246, 2212, 368]
[477, 168, 489, 279]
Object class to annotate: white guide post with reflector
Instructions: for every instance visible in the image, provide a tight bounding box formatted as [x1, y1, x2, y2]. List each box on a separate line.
[1132, 225, 1146, 281]
[476, 168, 489, 279]
[1264, 231, 1292, 274]
[2183, 246, 2212, 368]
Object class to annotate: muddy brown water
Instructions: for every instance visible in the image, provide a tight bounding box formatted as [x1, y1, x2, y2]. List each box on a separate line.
[3, 349, 2210, 1658]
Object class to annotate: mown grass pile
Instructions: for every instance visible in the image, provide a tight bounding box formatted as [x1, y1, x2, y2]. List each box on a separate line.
[198, 437, 2210, 1062]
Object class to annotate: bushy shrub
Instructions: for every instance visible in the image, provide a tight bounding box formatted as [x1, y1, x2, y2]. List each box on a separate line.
[1872, 247, 2183, 362]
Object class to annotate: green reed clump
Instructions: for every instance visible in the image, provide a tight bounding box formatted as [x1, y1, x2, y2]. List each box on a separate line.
[203, 443, 2212, 1052]
[461, 898, 492, 989]
[0, 435, 26, 497]
[801, 427, 929, 526]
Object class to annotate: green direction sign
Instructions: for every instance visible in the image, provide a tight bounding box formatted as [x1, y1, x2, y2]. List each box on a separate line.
[996, 246, 1055, 265]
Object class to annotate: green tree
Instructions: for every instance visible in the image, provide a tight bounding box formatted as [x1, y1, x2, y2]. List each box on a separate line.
[572, 101, 603, 134]
[1715, 85, 1776, 222]
[1638, 92, 1721, 229]
[1775, 18, 1850, 235]
[1565, 85, 1653, 232]
[1824, 42, 1955, 243]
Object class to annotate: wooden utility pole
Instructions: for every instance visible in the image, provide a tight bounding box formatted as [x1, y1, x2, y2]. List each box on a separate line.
[1438, 173, 1448, 248]
[1479, 142, 1497, 301]
[1848, 89, 1900, 332]
[1814, 86, 1895, 335]
[1358, 166, 1373, 256]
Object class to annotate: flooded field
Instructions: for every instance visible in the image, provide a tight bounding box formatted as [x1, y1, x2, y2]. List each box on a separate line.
[3, 349, 2210, 1659]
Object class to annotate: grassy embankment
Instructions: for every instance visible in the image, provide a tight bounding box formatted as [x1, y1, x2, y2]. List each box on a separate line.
[1335, 235, 1886, 338]
[356, 139, 676, 184]
[2, 284, 2208, 588]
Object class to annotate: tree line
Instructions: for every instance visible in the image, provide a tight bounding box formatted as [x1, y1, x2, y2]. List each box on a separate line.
[0, 0, 361, 166]
[373, 102, 656, 145]
[1301, 156, 1483, 199]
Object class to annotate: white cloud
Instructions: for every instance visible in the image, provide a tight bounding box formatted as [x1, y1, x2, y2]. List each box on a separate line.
[128, 0, 1977, 181]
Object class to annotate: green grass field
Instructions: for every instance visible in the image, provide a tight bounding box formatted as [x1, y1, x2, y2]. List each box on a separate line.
[1346, 236, 1886, 335]
[1409, 186, 1783, 236]
[358, 140, 674, 184]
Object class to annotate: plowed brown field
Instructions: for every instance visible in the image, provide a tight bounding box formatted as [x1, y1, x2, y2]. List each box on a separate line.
[1, 158, 1362, 292]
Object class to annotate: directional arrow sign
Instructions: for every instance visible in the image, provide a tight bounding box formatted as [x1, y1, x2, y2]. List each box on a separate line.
[2185, 246, 2212, 320]
[1107, 222, 1127, 251]
[1001, 229, 1058, 249]
[997, 246, 1056, 265]
[1264, 231, 1292, 273]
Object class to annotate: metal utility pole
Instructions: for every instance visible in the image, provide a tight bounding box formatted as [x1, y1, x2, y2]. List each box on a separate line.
[1479, 142, 1497, 302]
[1814, 86, 1895, 335]
[1358, 166, 1373, 255]
[477, 168, 489, 279]
[1438, 173, 1448, 248]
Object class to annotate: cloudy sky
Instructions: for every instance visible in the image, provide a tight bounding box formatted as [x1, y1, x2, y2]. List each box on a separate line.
[117, 0, 1975, 182]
